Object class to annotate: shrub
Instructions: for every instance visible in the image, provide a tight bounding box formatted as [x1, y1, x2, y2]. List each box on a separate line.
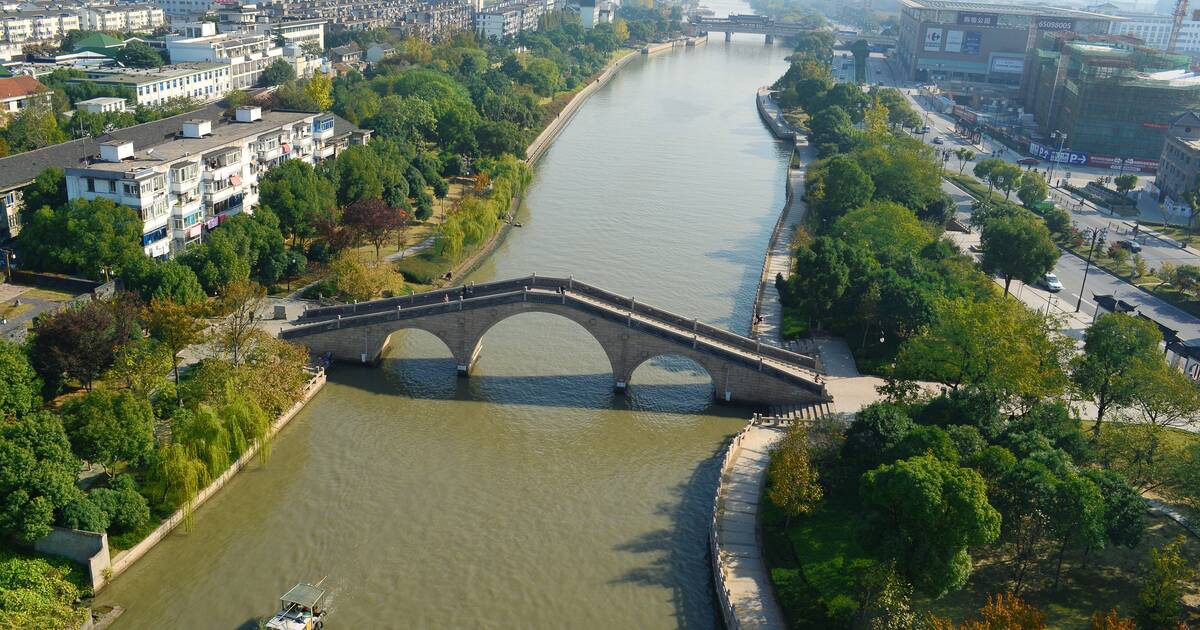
[60, 495, 109, 532]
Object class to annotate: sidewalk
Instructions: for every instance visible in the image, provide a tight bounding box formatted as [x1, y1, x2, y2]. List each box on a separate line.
[715, 425, 788, 629]
[752, 141, 812, 346]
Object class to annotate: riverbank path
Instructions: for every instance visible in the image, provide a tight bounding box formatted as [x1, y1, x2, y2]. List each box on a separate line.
[752, 140, 813, 347]
[715, 424, 788, 629]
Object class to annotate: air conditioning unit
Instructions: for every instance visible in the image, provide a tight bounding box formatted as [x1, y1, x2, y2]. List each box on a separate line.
[181, 119, 212, 138]
[99, 140, 134, 163]
[235, 105, 262, 122]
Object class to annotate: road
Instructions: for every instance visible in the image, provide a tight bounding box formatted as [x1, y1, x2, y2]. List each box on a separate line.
[826, 52, 1200, 343]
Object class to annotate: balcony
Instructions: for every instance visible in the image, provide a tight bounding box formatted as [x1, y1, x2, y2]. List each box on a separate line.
[170, 176, 199, 194]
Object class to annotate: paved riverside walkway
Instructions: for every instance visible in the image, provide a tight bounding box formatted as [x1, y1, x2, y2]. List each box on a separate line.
[715, 424, 789, 629]
[752, 141, 813, 347]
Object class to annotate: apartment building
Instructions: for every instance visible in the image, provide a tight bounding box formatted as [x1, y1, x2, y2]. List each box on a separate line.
[167, 26, 283, 90]
[404, 1, 473, 41]
[0, 75, 52, 120]
[155, 0, 219, 19]
[82, 4, 165, 32]
[72, 63, 231, 107]
[0, 9, 80, 45]
[55, 104, 368, 256]
[476, 2, 543, 40]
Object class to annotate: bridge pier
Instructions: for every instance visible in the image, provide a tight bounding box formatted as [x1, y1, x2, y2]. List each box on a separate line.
[456, 338, 484, 376]
[765, 34, 774, 45]
[724, 31, 732, 42]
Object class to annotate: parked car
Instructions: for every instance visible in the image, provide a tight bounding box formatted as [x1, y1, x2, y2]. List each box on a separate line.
[1116, 239, 1142, 253]
[920, 125, 931, 134]
[932, 136, 944, 145]
[1039, 272, 1063, 292]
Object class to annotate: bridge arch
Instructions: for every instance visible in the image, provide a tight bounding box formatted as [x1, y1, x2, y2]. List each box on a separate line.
[462, 307, 621, 379]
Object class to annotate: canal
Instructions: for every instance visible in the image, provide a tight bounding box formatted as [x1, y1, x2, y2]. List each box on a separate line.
[96, 18, 793, 629]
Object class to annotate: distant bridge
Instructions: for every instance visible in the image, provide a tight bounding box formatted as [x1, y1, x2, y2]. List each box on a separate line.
[691, 15, 811, 43]
[281, 275, 830, 407]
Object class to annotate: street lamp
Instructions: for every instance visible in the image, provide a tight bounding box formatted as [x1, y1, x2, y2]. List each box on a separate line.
[1075, 227, 1107, 313]
[0, 248, 13, 283]
[1046, 130, 1068, 187]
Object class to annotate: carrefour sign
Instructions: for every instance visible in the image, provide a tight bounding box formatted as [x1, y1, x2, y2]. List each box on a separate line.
[1029, 141, 1088, 165]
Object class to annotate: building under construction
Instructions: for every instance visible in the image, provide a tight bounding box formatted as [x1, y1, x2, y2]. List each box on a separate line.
[1024, 32, 1196, 162]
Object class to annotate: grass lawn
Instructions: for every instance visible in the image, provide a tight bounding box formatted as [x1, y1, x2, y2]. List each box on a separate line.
[0, 300, 32, 321]
[20, 286, 81, 302]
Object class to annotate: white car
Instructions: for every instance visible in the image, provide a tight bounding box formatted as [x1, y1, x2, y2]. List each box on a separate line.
[1040, 273, 1063, 292]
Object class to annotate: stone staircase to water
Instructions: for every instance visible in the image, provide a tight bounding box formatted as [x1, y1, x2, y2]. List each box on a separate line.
[766, 401, 832, 423]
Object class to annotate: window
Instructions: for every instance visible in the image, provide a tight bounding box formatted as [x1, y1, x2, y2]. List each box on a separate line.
[314, 117, 334, 132]
[86, 178, 95, 192]
[122, 182, 139, 196]
[142, 225, 168, 245]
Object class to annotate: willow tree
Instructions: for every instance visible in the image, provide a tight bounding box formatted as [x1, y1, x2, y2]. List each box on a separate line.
[151, 443, 209, 529]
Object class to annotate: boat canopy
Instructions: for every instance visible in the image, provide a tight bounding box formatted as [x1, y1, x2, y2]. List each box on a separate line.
[280, 583, 325, 609]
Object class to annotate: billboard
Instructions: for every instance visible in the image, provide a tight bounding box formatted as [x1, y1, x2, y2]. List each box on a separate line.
[958, 12, 997, 26]
[990, 56, 1025, 74]
[962, 31, 982, 55]
[924, 28, 943, 51]
[1029, 141, 1089, 165]
[1036, 17, 1076, 31]
[944, 30, 963, 53]
[1087, 154, 1159, 173]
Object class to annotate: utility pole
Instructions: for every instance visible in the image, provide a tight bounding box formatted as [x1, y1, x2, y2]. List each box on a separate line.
[1076, 227, 1106, 312]
[1046, 130, 1067, 186]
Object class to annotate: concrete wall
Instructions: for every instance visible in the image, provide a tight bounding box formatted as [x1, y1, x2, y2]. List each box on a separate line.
[34, 527, 110, 592]
[756, 89, 796, 142]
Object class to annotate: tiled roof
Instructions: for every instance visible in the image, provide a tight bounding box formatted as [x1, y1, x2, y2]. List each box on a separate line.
[0, 76, 50, 100]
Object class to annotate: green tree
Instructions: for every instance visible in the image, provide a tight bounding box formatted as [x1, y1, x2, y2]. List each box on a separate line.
[766, 426, 823, 527]
[1114, 173, 1138, 196]
[105, 333, 170, 398]
[1017, 171, 1048, 209]
[1072, 313, 1163, 436]
[211, 279, 266, 366]
[0, 342, 41, 419]
[115, 42, 163, 68]
[835, 201, 934, 264]
[16, 198, 142, 279]
[897, 297, 1070, 407]
[980, 212, 1059, 296]
[0, 411, 81, 541]
[367, 95, 437, 143]
[0, 554, 88, 628]
[21, 168, 66, 213]
[60, 389, 154, 472]
[523, 57, 562, 96]
[0, 104, 65, 153]
[813, 155, 873, 227]
[808, 105, 856, 156]
[262, 58, 297, 86]
[120, 256, 205, 305]
[1133, 537, 1194, 629]
[178, 229, 251, 293]
[149, 442, 209, 520]
[860, 454, 1000, 597]
[257, 159, 336, 244]
[1047, 471, 1106, 588]
[330, 145, 386, 206]
[955, 148, 975, 174]
[973, 158, 1004, 194]
[143, 297, 206, 393]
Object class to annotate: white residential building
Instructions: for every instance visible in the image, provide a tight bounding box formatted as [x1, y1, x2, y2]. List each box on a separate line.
[476, 1, 544, 40]
[61, 105, 369, 256]
[155, 0, 219, 19]
[167, 28, 283, 90]
[76, 96, 129, 114]
[71, 63, 231, 107]
[0, 9, 81, 45]
[82, 4, 165, 32]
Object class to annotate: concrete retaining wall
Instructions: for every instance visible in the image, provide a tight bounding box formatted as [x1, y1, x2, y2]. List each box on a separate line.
[34, 527, 110, 592]
[709, 422, 756, 630]
[756, 89, 796, 142]
[96, 371, 327, 592]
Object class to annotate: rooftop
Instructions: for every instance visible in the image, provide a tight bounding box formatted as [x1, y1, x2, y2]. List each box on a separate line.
[75, 109, 318, 174]
[75, 96, 127, 105]
[78, 62, 226, 85]
[0, 103, 363, 190]
[899, 0, 1122, 20]
[0, 75, 49, 99]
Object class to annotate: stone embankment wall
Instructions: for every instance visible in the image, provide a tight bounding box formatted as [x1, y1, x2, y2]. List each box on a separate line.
[756, 88, 796, 142]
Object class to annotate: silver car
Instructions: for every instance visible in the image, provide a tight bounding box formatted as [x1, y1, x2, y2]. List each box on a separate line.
[1040, 272, 1063, 292]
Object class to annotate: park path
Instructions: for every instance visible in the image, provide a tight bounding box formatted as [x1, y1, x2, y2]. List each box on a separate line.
[751, 139, 810, 347]
[714, 424, 789, 629]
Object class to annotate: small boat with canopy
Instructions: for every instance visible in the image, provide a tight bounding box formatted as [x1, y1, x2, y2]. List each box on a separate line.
[265, 580, 328, 630]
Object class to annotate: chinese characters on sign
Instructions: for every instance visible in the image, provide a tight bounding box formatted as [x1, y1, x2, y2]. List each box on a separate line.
[957, 12, 997, 26]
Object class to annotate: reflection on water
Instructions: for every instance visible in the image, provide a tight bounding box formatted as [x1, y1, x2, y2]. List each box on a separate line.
[96, 34, 791, 629]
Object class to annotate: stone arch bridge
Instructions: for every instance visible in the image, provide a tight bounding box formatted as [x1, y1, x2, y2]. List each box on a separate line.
[280, 275, 830, 407]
